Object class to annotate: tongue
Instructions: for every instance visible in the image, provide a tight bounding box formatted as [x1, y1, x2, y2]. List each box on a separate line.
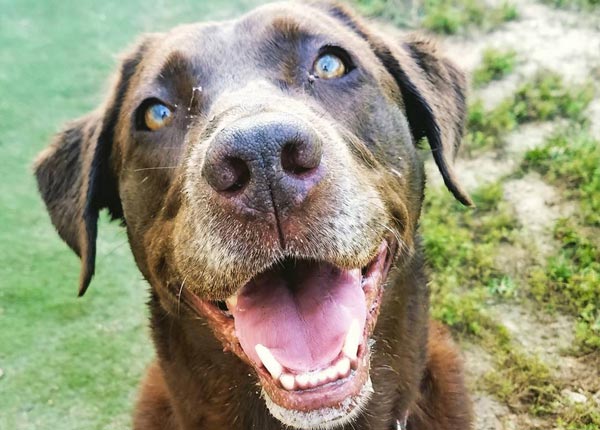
[229, 260, 366, 372]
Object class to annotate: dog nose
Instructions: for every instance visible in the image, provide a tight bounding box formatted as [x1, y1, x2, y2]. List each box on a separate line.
[202, 115, 324, 215]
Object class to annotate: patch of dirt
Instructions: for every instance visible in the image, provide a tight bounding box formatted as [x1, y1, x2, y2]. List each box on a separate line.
[588, 98, 600, 140]
[504, 122, 556, 157]
[445, 0, 600, 87]
[494, 242, 532, 280]
[432, 1, 600, 428]
[463, 341, 496, 381]
[491, 303, 575, 365]
[473, 394, 514, 430]
[503, 173, 574, 257]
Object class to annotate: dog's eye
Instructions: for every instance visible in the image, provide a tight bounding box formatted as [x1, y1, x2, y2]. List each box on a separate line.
[144, 102, 174, 131]
[313, 53, 347, 80]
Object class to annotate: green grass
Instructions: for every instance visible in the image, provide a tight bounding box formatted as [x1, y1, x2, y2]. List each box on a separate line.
[353, 0, 416, 27]
[542, 0, 600, 10]
[422, 183, 568, 416]
[422, 178, 600, 423]
[421, 0, 518, 34]
[354, 0, 518, 33]
[465, 71, 595, 151]
[527, 220, 600, 351]
[0, 0, 265, 429]
[521, 123, 600, 351]
[423, 182, 519, 335]
[523, 127, 600, 226]
[472, 48, 517, 87]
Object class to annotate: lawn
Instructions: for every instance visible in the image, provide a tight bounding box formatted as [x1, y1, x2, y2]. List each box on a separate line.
[0, 1, 264, 429]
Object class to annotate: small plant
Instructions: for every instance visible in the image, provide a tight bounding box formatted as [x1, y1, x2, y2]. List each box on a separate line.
[354, 0, 518, 34]
[523, 127, 600, 226]
[465, 72, 595, 152]
[511, 72, 594, 123]
[423, 182, 518, 335]
[484, 350, 559, 414]
[528, 220, 600, 351]
[542, 0, 600, 10]
[473, 48, 517, 87]
[487, 276, 517, 298]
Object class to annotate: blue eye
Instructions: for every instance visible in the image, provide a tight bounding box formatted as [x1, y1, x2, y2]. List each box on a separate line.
[313, 53, 346, 79]
[144, 103, 173, 131]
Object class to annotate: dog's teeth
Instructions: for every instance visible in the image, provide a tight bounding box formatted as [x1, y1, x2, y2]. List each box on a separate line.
[255, 344, 282, 380]
[280, 373, 296, 391]
[226, 294, 237, 309]
[308, 373, 319, 387]
[317, 371, 328, 385]
[325, 365, 338, 382]
[335, 357, 351, 378]
[343, 319, 361, 362]
[295, 373, 310, 389]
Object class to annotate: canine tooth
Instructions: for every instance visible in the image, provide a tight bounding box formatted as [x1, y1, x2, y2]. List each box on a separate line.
[296, 373, 310, 389]
[226, 294, 237, 309]
[335, 357, 351, 378]
[255, 344, 283, 380]
[308, 374, 319, 387]
[280, 373, 296, 391]
[343, 319, 361, 361]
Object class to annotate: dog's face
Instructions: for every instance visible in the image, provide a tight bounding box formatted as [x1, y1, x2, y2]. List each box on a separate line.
[35, 2, 469, 428]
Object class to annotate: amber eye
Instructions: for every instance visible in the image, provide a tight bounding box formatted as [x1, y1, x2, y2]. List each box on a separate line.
[144, 102, 174, 131]
[313, 53, 347, 79]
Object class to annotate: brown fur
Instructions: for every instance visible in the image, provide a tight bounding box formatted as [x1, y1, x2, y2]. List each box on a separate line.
[35, 2, 473, 429]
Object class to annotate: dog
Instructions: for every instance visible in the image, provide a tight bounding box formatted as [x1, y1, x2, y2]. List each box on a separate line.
[34, 2, 473, 429]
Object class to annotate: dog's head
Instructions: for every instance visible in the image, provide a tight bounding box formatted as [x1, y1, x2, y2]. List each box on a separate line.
[35, 2, 468, 428]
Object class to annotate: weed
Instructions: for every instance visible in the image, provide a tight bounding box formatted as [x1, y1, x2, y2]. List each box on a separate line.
[528, 220, 600, 351]
[523, 127, 600, 226]
[473, 48, 517, 87]
[542, 0, 600, 10]
[423, 182, 518, 336]
[557, 399, 600, 428]
[484, 350, 559, 414]
[465, 72, 594, 151]
[354, 0, 518, 34]
[421, 0, 518, 34]
[511, 73, 594, 123]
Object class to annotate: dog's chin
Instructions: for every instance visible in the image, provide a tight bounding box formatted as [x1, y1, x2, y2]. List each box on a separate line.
[184, 238, 396, 428]
[262, 376, 374, 430]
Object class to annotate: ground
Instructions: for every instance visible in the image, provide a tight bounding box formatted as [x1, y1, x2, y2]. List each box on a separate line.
[0, 0, 598, 429]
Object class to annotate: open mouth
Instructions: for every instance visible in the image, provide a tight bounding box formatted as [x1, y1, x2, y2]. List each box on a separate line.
[186, 238, 396, 428]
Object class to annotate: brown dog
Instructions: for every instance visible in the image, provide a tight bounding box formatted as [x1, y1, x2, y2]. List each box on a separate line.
[34, 2, 472, 429]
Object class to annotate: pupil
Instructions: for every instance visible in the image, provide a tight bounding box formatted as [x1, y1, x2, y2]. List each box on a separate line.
[322, 56, 334, 72]
[154, 105, 168, 120]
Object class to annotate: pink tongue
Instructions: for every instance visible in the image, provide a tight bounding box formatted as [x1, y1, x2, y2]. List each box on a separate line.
[229, 260, 366, 372]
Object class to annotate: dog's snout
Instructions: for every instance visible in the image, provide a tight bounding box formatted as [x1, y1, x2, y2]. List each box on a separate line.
[202, 114, 324, 215]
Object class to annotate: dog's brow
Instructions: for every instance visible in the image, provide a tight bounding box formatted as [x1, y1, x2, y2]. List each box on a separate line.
[157, 51, 195, 85]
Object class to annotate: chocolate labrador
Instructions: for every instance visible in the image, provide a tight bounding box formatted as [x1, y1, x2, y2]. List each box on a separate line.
[34, 1, 473, 429]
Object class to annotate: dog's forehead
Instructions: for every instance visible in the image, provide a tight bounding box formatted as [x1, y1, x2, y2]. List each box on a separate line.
[135, 3, 372, 88]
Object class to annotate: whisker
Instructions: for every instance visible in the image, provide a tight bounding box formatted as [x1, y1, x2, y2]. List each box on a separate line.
[177, 277, 187, 316]
[128, 166, 179, 172]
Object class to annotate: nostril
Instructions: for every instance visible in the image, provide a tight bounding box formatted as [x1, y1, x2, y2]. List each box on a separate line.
[281, 139, 322, 176]
[224, 157, 251, 193]
[204, 156, 251, 194]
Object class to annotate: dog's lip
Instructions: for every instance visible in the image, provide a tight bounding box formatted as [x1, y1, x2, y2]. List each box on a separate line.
[183, 237, 396, 413]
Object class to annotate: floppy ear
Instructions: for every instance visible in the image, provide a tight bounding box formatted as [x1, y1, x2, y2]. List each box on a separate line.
[34, 39, 150, 296]
[318, 3, 472, 206]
